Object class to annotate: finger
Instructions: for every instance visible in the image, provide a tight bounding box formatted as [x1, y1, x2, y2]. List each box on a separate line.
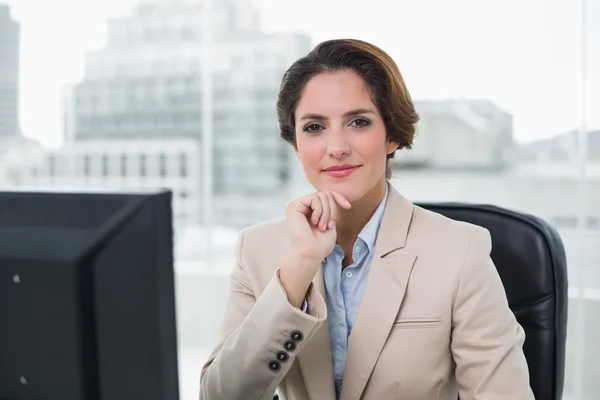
[330, 191, 351, 209]
[317, 192, 330, 231]
[291, 201, 311, 216]
[300, 193, 323, 226]
[291, 196, 312, 217]
[326, 192, 337, 229]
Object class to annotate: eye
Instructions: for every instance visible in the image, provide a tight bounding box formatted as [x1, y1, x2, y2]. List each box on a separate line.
[303, 123, 323, 133]
[350, 118, 371, 128]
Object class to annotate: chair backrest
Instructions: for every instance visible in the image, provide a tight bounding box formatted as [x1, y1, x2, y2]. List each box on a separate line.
[416, 202, 568, 400]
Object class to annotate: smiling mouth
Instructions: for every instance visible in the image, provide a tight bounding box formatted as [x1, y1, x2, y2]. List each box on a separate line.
[322, 165, 361, 178]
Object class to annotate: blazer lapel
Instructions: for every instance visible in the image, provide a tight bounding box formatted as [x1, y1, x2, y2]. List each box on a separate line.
[297, 263, 337, 400]
[340, 186, 417, 400]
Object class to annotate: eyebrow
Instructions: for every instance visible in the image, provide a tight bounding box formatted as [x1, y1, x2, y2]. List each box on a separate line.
[298, 108, 377, 121]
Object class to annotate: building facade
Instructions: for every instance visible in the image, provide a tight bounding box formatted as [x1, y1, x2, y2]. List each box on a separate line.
[5, 139, 202, 231]
[0, 4, 20, 140]
[397, 99, 515, 169]
[67, 0, 312, 228]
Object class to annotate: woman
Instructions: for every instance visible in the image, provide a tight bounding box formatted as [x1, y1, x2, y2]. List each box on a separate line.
[200, 39, 533, 400]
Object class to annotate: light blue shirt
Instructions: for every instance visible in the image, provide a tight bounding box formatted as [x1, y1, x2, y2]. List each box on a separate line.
[323, 184, 388, 399]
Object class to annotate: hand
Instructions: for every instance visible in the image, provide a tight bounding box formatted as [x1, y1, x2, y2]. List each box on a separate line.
[285, 191, 351, 262]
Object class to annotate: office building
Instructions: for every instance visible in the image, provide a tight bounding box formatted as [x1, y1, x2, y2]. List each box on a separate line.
[397, 99, 514, 169]
[519, 129, 600, 163]
[4, 139, 203, 231]
[67, 0, 312, 227]
[0, 4, 20, 140]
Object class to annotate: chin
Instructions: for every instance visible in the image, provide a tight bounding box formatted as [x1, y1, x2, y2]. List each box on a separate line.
[317, 179, 367, 203]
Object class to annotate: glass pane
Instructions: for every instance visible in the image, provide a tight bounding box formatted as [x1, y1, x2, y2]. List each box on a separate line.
[0, 0, 598, 399]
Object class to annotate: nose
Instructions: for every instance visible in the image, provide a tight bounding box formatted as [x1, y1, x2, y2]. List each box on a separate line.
[326, 129, 351, 159]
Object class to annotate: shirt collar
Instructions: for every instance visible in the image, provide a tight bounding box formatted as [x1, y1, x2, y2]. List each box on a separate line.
[356, 182, 388, 254]
[324, 183, 389, 262]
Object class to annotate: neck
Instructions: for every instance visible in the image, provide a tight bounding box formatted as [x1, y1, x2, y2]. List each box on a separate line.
[336, 178, 387, 246]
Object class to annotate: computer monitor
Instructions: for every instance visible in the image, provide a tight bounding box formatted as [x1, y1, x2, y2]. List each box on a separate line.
[0, 189, 179, 400]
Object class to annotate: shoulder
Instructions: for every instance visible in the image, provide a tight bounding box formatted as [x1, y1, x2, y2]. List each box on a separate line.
[228, 217, 290, 293]
[239, 217, 287, 245]
[408, 204, 491, 255]
[236, 217, 289, 262]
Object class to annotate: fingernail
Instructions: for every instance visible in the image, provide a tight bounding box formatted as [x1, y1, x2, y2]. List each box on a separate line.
[328, 221, 333, 229]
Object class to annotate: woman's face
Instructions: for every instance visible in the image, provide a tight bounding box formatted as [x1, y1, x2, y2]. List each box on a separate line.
[294, 70, 398, 202]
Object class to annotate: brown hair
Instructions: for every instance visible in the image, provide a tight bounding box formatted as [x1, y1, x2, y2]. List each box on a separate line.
[276, 39, 419, 179]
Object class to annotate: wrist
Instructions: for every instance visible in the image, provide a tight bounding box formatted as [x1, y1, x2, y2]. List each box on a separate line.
[279, 252, 322, 309]
[288, 249, 323, 266]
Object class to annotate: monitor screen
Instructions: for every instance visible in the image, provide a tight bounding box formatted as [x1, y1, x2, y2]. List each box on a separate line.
[0, 189, 179, 400]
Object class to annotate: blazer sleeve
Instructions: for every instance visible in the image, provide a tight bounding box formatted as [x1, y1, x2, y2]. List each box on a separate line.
[450, 227, 535, 400]
[199, 229, 327, 400]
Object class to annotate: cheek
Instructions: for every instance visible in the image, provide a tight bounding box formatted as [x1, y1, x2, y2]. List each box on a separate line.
[296, 137, 324, 168]
[354, 134, 388, 165]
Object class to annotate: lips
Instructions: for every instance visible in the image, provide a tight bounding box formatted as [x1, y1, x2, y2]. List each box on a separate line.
[322, 164, 361, 178]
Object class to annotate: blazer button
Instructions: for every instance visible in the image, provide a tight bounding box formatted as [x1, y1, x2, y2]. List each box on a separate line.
[276, 351, 289, 362]
[284, 340, 296, 351]
[268, 360, 281, 372]
[291, 330, 303, 342]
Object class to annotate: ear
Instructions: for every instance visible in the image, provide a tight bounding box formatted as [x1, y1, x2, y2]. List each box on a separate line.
[386, 140, 400, 155]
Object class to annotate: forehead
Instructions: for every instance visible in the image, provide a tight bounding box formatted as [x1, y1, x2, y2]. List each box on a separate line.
[295, 70, 375, 117]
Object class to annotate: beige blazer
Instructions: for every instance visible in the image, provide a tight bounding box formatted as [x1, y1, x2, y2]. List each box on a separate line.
[199, 185, 534, 400]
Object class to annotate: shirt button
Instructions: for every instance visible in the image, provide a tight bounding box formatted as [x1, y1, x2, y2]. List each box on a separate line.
[345, 271, 353, 278]
[356, 245, 363, 254]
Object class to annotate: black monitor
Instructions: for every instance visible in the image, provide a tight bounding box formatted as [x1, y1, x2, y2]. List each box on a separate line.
[0, 189, 179, 400]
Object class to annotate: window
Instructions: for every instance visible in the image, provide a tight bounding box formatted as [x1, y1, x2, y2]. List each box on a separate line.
[83, 155, 91, 177]
[120, 153, 127, 177]
[553, 216, 578, 229]
[553, 216, 600, 230]
[101, 154, 109, 177]
[6, 1, 598, 399]
[139, 154, 147, 177]
[159, 153, 168, 177]
[179, 153, 187, 177]
[48, 155, 56, 177]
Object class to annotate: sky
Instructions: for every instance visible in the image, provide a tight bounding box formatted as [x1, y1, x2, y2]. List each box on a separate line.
[3, 0, 599, 148]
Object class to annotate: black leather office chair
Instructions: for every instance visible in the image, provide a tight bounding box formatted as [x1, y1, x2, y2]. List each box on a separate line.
[417, 202, 568, 400]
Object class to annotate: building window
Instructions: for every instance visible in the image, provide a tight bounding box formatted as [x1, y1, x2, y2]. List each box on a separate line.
[84, 155, 91, 177]
[140, 154, 147, 177]
[179, 153, 188, 177]
[553, 216, 600, 230]
[159, 153, 168, 177]
[48, 155, 56, 177]
[552, 216, 577, 229]
[101, 154, 109, 177]
[278, 168, 289, 183]
[120, 154, 127, 177]
[587, 218, 599, 230]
